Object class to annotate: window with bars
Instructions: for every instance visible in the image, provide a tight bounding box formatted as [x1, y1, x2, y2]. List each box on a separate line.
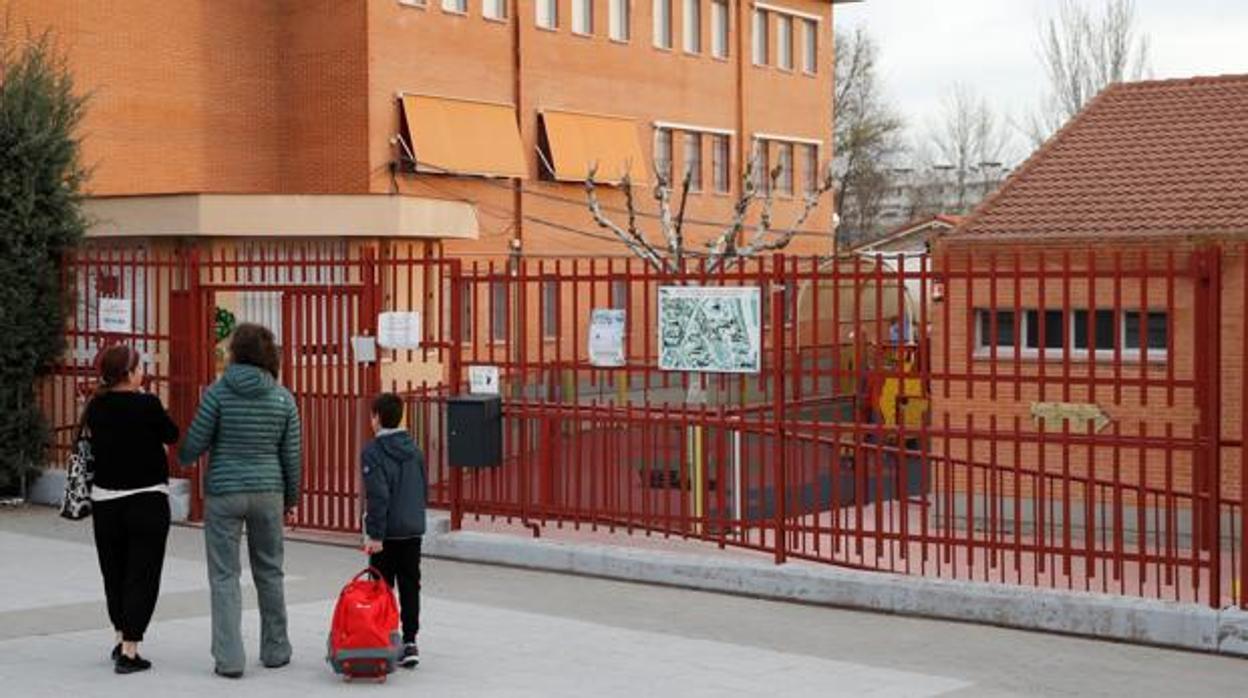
[975, 308, 1169, 358]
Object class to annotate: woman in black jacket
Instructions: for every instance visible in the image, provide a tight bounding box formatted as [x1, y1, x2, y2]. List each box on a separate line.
[85, 344, 180, 674]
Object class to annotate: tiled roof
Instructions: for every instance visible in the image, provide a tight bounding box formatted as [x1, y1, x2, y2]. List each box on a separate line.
[949, 74, 1248, 241]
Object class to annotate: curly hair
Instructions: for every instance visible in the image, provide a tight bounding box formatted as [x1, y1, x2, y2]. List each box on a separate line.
[229, 323, 281, 378]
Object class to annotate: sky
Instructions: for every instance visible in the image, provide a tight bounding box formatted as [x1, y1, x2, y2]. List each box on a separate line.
[833, 0, 1247, 163]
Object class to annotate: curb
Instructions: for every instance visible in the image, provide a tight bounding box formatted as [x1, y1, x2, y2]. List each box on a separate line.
[420, 515, 1247, 658]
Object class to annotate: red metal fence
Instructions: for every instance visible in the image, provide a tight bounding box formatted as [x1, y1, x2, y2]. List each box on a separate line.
[42, 241, 1247, 609]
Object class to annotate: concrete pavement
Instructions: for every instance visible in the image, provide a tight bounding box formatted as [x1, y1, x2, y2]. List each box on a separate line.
[1, 507, 1244, 697]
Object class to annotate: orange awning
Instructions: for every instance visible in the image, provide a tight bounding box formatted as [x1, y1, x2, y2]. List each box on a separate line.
[401, 94, 527, 179]
[539, 110, 648, 184]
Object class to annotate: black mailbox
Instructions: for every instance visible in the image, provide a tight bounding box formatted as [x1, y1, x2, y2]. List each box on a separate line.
[447, 394, 502, 468]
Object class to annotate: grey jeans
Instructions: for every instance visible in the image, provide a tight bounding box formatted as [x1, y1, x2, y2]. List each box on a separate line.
[204, 492, 290, 672]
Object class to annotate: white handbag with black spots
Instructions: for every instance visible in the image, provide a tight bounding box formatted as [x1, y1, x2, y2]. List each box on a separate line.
[59, 406, 94, 521]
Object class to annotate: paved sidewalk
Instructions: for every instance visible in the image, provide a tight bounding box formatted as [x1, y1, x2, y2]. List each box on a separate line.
[1, 507, 1244, 697]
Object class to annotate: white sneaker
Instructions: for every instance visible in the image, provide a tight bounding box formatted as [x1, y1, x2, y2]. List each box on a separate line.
[399, 642, 419, 668]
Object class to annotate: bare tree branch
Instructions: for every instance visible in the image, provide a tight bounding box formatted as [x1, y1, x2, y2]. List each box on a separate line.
[739, 167, 836, 257]
[585, 166, 668, 272]
[672, 166, 693, 269]
[705, 155, 759, 264]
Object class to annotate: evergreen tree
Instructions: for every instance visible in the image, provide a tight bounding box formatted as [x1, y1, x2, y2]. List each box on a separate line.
[0, 29, 87, 491]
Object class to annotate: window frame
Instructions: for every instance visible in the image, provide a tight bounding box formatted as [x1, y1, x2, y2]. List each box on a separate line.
[572, 0, 594, 36]
[654, 0, 673, 49]
[609, 0, 632, 42]
[442, 0, 468, 15]
[802, 18, 817, 74]
[752, 9, 769, 66]
[683, 131, 703, 192]
[775, 13, 794, 71]
[973, 308, 1170, 362]
[489, 280, 509, 344]
[654, 127, 674, 184]
[776, 141, 793, 196]
[710, 0, 729, 59]
[802, 143, 818, 195]
[753, 139, 770, 195]
[536, 0, 558, 30]
[482, 0, 507, 21]
[683, 0, 701, 54]
[541, 279, 560, 340]
[711, 133, 731, 194]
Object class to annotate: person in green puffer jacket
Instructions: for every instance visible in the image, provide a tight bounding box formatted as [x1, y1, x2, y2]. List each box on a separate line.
[179, 323, 302, 679]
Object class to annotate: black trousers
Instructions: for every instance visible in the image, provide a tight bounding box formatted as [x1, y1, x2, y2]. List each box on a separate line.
[92, 492, 171, 642]
[369, 537, 422, 643]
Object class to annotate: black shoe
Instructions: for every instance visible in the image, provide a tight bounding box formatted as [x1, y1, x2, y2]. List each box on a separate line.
[115, 654, 152, 674]
[263, 658, 290, 669]
[110, 644, 121, 662]
[214, 667, 243, 679]
[398, 642, 419, 668]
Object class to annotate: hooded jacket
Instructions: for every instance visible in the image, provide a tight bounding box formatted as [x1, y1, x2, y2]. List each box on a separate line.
[179, 363, 303, 508]
[362, 430, 427, 541]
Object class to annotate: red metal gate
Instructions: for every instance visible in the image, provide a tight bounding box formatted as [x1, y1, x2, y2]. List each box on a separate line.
[42, 241, 1246, 608]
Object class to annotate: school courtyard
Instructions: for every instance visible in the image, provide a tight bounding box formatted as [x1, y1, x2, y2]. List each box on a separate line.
[0, 506, 1243, 698]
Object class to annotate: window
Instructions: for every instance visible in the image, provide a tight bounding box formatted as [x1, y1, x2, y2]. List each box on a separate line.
[654, 0, 672, 48]
[752, 10, 768, 65]
[573, 0, 593, 35]
[654, 128, 673, 183]
[711, 0, 729, 58]
[712, 134, 730, 193]
[683, 132, 703, 192]
[753, 140, 770, 194]
[802, 19, 817, 73]
[484, 0, 507, 20]
[442, 0, 467, 13]
[776, 14, 793, 70]
[537, 0, 557, 29]
[802, 144, 818, 195]
[683, 0, 701, 53]
[444, 279, 474, 344]
[490, 281, 509, 343]
[776, 142, 793, 195]
[610, 0, 631, 41]
[541, 280, 559, 339]
[976, 308, 1169, 358]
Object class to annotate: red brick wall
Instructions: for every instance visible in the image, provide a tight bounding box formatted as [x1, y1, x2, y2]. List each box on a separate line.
[931, 239, 1243, 505]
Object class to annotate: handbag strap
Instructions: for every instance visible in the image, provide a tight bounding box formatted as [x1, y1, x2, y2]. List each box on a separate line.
[72, 397, 95, 444]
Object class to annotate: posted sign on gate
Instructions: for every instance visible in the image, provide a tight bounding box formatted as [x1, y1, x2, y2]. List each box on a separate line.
[657, 286, 761, 374]
[98, 298, 133, 335]
[378, 311, 422, 349]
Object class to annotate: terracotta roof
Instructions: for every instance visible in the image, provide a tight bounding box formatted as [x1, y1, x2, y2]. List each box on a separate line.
[949, 74, 1248, 241]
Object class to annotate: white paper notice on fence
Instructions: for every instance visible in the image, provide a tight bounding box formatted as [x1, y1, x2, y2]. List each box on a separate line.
[469, 365, 500, 395]
[377, 311, 422, 349]
[98, 298, 133, 334]
[351, 336, 377, 364]
[588, 309, 626, 368]
[658, 286, 761, 374]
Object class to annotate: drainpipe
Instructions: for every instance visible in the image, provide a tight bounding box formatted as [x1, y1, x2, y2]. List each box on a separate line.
[736, 0, 747, 207]
[511, 0, 525, 270]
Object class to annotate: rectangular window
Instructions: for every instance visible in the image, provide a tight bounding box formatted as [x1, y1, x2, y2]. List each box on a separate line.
[978, 310, 1018, 349]
[1125, 311, 1168, 352]
[711, 0, 729, 58]
[443, 0, 467, 13]
[537, 0, 557, 29]
[712, 134, 730, 193]
[484, 0, 507, 20]
[610, 0, 631, 41]
[541, 280, 559, 339]
[654, 128, 673, 183]
[802, 144, 819, 195]
[683, 132, 703, 192]
[490, 281, 508, 343]
[1073, 309, 1116, 352]
[654, 0, 672, 48]
[445, 280, 474, 344]
[776, 14, 793, 70]
[802, 18, 817, 73]
[752, 10, 768, 65]
[776, 142, 793, 195]
[683, 0, 701, 53]
[754, 140, 770, 194]
[1025, 309, 1067, 351]
[573, 0, 593, 35]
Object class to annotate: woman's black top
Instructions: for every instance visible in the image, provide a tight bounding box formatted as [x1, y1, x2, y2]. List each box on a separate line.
[85, 391, 180, 490]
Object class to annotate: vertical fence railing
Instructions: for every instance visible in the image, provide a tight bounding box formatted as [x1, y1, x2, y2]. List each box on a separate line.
[41, 241, 1245, 607]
